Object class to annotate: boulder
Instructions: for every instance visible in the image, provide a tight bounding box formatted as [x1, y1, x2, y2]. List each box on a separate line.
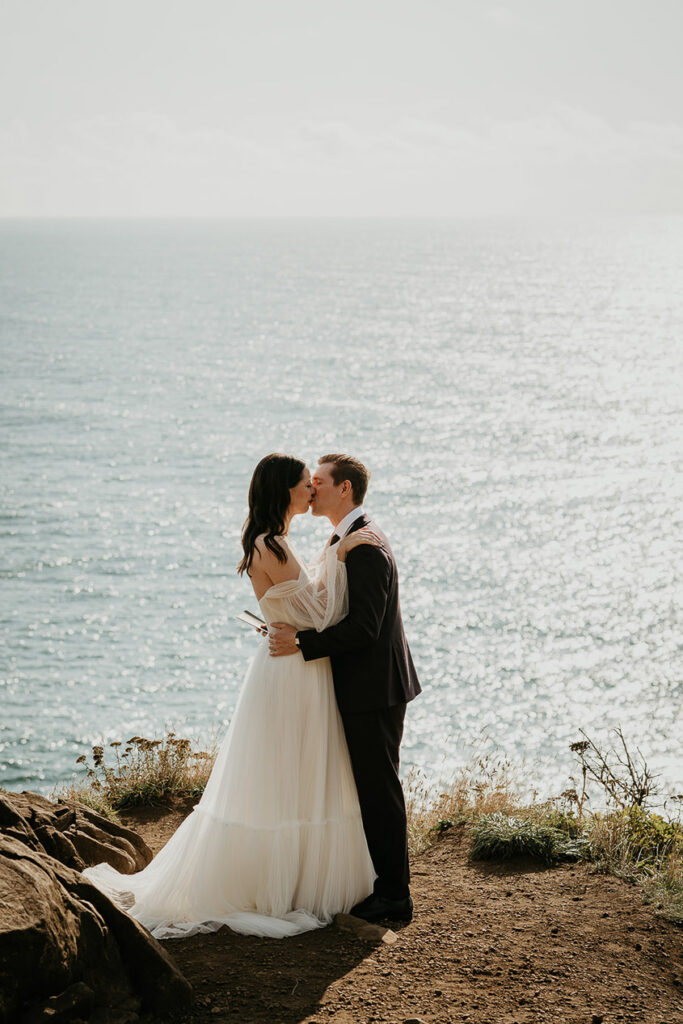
[19, 981, 96, 1024]
[0, 791, 152, 873]
[0, 836, 133, 1022]
[0, 796, 192, 1023]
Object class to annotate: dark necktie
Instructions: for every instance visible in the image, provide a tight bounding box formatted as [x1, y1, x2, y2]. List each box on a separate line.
[329, 533, 340, 545]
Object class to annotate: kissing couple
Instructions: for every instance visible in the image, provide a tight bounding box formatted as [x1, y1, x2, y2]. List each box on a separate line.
[84, 453, 421, 939]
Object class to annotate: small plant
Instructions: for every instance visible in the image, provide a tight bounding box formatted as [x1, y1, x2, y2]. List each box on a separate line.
[641, 849, 683, 924]
[529, 804, 582, 838]
[62, 732, 217, 813]
[470, 812, 587, 864]
[586, 806, 683, 876]
[625, 806, 683, 863]
[59, 782, 121, 820]
[570, 728, 660, 811]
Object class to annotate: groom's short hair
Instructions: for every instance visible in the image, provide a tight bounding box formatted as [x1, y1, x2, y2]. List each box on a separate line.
[319, 454, 370, 505]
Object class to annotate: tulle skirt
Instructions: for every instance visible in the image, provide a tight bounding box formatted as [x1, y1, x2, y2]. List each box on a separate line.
[82, 644, 375, 939]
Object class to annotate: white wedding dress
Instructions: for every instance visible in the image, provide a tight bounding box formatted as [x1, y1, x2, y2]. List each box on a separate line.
[82, 539, 375, 939]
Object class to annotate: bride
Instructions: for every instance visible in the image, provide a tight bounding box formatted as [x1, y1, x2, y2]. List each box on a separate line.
[82, 453, 379, 939]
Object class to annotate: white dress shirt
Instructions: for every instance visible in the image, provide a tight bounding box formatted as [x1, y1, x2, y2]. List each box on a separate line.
[333, 506, 366, 540]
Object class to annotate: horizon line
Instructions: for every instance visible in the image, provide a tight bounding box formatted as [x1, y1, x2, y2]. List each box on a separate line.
[1, 212, 680, 222]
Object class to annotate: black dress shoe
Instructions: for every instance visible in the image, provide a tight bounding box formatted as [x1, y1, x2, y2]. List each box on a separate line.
[349, 893, 413, 923]
[348, 893, 375, 915]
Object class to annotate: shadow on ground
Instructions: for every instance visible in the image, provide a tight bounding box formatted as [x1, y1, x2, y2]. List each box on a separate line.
[169, 924, 375, 1023]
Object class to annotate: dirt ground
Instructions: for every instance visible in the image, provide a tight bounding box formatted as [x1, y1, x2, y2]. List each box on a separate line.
[120, 799, 683, 1024]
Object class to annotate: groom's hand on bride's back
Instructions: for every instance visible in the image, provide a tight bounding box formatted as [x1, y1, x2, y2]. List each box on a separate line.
[336, 528, 383, 561]
[268, 622, 299, 657]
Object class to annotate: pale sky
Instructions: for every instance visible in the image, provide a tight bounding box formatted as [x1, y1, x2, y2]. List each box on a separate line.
[1, 0, 682, 216]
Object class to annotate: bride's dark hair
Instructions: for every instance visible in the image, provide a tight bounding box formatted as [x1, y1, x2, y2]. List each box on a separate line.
[237, 453, 306, 576]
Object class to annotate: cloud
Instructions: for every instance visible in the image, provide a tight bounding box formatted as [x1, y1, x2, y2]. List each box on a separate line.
[1, 106, 682, 215]
[483, 5, 534, 32]
[63, 112, 278, 172]
[297, 120, 367, 158]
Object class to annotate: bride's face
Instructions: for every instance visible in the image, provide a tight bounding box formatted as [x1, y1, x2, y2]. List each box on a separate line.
[288, 467, 313, 517]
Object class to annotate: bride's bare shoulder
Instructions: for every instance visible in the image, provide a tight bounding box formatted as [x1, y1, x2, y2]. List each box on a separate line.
[253, 533, 289, 565]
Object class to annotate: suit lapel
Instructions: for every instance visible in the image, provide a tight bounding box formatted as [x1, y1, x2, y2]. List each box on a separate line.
[344, 513, 370, 538]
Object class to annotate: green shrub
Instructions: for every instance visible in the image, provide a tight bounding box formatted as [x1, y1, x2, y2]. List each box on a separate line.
[431, 817, 457, 837]
[586, 806, 683, 875]
[624, 806, 683, 864]
[470, 812, 587, 864]
[530, 805, 581, 837]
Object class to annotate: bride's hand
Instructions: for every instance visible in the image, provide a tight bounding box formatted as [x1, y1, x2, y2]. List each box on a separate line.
[336, 528, 383, 562]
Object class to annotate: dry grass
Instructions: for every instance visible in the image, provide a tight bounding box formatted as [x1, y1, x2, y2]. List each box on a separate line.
[58, 731, 217, 816]
[641, 849, 683, 923]
[405, 747, 528, 856]
[57, 728, 682, 924]
[581, 804, 683, 922]
[403, 736, 682, 924]
[58, 781, 121, 820]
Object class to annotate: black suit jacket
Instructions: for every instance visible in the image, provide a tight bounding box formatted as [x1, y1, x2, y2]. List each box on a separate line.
[297, 515, 422, 714]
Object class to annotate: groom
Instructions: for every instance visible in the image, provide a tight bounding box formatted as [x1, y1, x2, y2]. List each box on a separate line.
[269, 453, 421, 922]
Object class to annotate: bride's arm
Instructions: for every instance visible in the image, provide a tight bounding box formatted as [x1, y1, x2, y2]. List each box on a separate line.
[303, 528, 380, 596]
[267, 532, 383, 651]
[296, 545, 392, 656]
[269, 543, 391, 657]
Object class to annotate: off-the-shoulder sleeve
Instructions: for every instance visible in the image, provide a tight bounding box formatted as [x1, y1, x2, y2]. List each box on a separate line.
[262, 542, 348, 631]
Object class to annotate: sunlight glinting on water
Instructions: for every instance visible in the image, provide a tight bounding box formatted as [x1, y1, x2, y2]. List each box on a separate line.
[0, 218, 681, 796]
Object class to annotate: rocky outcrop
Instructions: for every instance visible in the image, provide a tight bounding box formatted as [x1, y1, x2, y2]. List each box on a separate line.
[0, 790, 152, 874]
[0, 791, 192, 1023]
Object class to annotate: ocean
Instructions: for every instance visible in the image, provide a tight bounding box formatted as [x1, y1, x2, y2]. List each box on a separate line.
[1, 217, 682, 798]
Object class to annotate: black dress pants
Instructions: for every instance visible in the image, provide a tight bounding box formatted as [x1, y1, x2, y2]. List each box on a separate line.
[340, 702, 410, 901]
